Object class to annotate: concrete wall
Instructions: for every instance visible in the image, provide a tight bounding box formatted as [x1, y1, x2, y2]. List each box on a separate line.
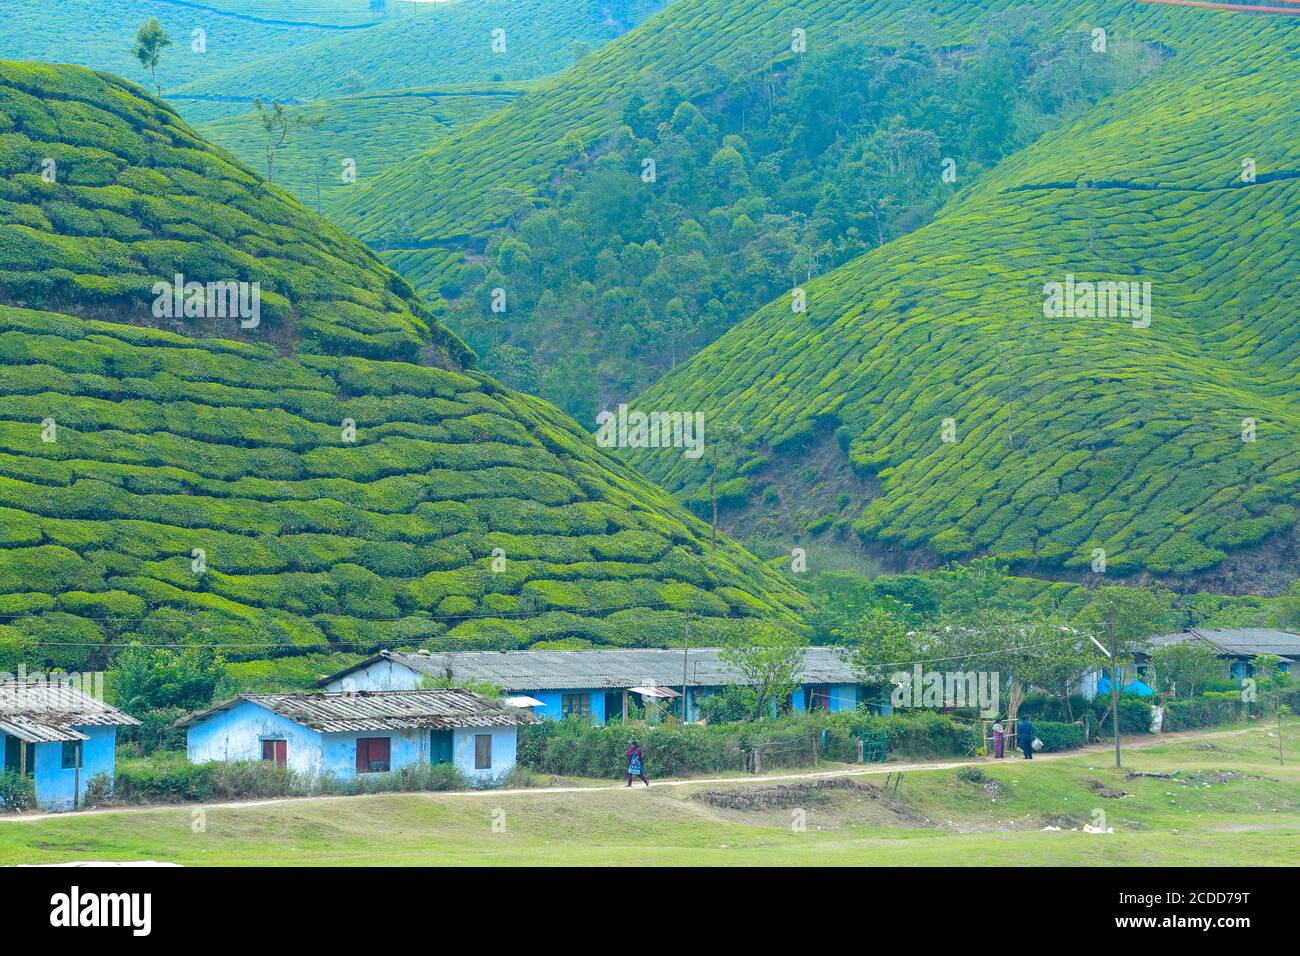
[29, 725, 117, 812]
[186, 700, 326, 778]
[522, 688, 612, 722]
[452, 726, 517, 785]
[323, 659, 422, 692]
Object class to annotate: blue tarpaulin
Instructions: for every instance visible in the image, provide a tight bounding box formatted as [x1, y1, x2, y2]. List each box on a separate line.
[1097, 676, 1155, 697]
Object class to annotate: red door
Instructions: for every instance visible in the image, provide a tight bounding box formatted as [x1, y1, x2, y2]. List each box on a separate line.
[262, 739, 286, 767]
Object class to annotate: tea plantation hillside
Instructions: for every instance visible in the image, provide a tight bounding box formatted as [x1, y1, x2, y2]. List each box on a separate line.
[199, 83, 530, 215]
[0, 62, 805, 674]
[170, 0, 670, 108]
[425, 20, 1164, 419]
[629, 11, 1300, 589]
[333, 0, 1142, 245]
[0, 62, 472, 366]
[180, 1, 395, 28]
[0, 0, 342, 111]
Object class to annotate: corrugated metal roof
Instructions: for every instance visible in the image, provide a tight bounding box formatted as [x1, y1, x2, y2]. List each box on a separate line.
[1146, 628, 1300, 660]
[0, 681, 140, 743]
[327, 646, 859, 691]
[178, 689, 538, 733]
[1194, 628, 1300, 659]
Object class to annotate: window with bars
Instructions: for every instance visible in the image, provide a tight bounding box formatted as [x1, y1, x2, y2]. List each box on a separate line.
[561, 693, 591, 719]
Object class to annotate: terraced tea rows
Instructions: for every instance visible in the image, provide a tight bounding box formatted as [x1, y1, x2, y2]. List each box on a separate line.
[0, 62, 469, 365]
[199, 84, 528, 215]
[0, 304, 802, 671]
[334, 0, 1134, 245]
[629, 10, 1300, 586]
[0, 0, 334, 98]
[0, 62, 804, 672]
[172, 0, 669, 107]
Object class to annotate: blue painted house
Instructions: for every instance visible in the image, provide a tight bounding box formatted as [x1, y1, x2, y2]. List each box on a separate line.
[178, 689, 536, 786]
[0, 680, 139, 812]
[319, 647, 880, 724]
[1082, 627, 1299, 699]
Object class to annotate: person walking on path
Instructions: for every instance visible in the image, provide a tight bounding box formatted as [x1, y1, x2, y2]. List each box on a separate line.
[625, 740, 649, 787]
[991, 721, 1005, 759]
[1017, 716, 1035, 759]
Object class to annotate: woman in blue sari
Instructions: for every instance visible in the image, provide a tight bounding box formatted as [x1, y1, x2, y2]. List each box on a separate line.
[625, 740, 649, 787]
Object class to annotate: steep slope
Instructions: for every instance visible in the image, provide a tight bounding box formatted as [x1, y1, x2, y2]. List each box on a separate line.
[629, 10, 1300, 589]
[0, 62, 468, 365]
[198, 83, 530, 214]
[170, 0, 670, 106]
[332, 0, 1075, 244]
[0, 62, 804, 673]
[429, 25, 1163, 420]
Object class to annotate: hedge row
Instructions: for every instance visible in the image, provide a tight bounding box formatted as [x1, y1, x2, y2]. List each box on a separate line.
[101, 757, 468, 804]
[517, 710, 982, 778]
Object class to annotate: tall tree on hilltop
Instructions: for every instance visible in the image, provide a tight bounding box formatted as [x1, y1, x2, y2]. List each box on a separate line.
[132, 18, 172, 97]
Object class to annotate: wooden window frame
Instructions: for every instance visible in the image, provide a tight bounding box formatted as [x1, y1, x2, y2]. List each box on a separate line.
[61, 740, 81, 770]
[561, 693, 591, 719]
[356, 736, 391, 774]
[261, 738, 287, 768]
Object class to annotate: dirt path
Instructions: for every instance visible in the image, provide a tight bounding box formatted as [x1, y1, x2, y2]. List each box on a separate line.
[0, 724, 1257, 825]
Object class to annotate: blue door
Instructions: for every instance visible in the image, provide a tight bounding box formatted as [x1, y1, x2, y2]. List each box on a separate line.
[430, 730, 452, 764]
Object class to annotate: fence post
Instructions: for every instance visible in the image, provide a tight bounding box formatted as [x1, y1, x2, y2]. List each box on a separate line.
[856, 738, 864, 764]
[753, 748, 761, 776]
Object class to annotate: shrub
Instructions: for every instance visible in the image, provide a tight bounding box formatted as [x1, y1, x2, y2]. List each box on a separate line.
[207, 760, 297, 800]
[117, 706, 189, 756]
[500, 765, 538, 788]
[0, 770, 35, 812]
[1163, 696, 1242, 732]
[517, 710, 980, 778]
[1092, 696, 1154, 734]
[113, 756, 214, 802]
[1032, 720, 1085, 752]
[83, 770, 114, 805]
[696, 685, 754, 724]
[342, 761, 467, 794]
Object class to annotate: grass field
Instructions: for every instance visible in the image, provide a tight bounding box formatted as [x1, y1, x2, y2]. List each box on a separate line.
[2, 723, 1295, 866]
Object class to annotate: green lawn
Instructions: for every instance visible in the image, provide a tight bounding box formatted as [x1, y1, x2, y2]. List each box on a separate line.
[3, 724, 1295, 866]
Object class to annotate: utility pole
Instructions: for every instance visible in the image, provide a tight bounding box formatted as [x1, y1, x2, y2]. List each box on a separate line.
[680, 614, 693, 723]
[1088, 629, 1121, 768]
[1111, 630, 1121, 769]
